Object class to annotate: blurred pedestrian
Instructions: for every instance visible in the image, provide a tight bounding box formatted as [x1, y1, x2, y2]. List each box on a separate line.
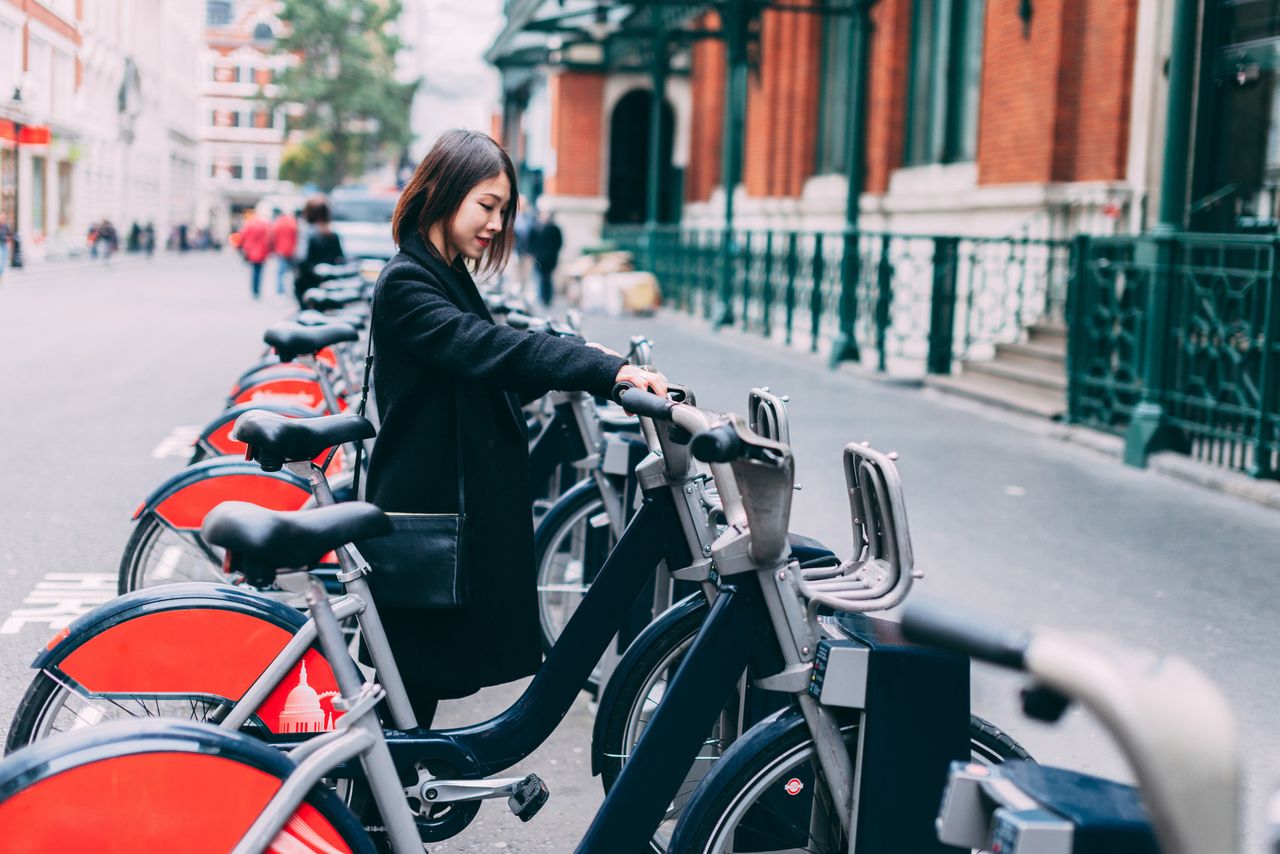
[127, 222, 141, 253]
[88, 223, 100, 258]
[0, 213, 12, 279]
[237, 210, 272, 299]
[270, 208, 298, 298]
[143, 223, 156, 258]
[293, 196, 345, 307]
[97, 220, 118, 262]
[512, 200, 536, 301]
[530, 210, 563, 307]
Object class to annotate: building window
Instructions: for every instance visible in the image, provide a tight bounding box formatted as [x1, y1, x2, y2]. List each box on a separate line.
[32, 156, 47, 234]
[206, 1, 233, 27]
[213, 64, 241, 84]
[904, 0, 986, 165]
[229, 158, 243, 180]
[57, 161, 72, 228]
[254, 156, 270, 181]
[0, 149, 15, 224]
[252, 23, 275, 43]
[815, 15, 854, 175]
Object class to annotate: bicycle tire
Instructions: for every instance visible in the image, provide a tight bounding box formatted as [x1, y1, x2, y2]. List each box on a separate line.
[118, 511, 226, 594]
[597, 600, 1032, 853]
[0, 720, 375, 853]
[532, 479, 618, 656]
[5, 669, 226, 754]
[668, 711, 1030, 854]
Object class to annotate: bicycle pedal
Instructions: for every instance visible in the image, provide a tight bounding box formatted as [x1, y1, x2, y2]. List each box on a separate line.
[507, 773, 549, 822]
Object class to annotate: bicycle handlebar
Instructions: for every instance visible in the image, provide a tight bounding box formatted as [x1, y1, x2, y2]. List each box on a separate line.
[690, 423, 742, 463]
[899, 597, 1030, 669]
[613, 383, 676, 420]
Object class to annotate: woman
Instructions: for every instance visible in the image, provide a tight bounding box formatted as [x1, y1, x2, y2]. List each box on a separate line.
[366, 129, 667, 723]
[293, 196, 345, 306]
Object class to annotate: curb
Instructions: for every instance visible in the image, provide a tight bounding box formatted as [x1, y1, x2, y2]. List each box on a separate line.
[0, 253, 162, 280]
[929, 389, 1280, 514]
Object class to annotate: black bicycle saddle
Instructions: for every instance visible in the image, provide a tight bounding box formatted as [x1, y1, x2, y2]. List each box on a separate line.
[263, 321, 358, 361]
[203, 502, 391, 585]
[296, 308, 368, 330]
[232, 411, 376, 471]
[302, 288, 366, 311]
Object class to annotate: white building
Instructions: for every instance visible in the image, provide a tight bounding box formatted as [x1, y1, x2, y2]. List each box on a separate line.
[0, 0, 201, 263]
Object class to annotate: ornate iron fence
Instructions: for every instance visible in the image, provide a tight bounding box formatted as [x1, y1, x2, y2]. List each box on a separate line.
[1069, 234, 1280, 479]
[601, 225, 1280, 479]
[604, 224, 1071, 375]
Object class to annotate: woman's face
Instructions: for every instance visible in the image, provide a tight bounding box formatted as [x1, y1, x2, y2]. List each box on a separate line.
[444, 172, 511, 263]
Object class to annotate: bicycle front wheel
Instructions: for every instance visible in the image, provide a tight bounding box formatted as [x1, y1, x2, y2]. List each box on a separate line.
[6, 670, 225, 753]
[533, 480, 618, 654]
[668, 712, 1031, 854]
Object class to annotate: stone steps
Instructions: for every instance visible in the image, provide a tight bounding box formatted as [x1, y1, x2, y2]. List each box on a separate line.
[926, 322, 1068, 419]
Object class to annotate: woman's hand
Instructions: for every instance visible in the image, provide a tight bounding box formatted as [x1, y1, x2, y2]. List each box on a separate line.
[615, 364, 669, 398]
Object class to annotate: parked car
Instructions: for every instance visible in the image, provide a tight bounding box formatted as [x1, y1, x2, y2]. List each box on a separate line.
[329, 188, 399, 275]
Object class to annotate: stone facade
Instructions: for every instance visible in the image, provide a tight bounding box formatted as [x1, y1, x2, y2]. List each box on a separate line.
[0, 0, 200, 262]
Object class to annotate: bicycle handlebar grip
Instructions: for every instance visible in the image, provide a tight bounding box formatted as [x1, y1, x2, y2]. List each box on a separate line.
[900, 597, 1030, 670]
[613, 383, 675, 420]
[690, 423, 743, 463]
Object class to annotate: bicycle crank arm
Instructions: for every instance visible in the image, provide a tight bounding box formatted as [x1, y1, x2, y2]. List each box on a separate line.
[416, 773, 550, 820]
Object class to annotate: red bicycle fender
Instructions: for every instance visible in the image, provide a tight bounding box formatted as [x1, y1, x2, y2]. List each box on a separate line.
[52, 607, 346, 735]
[151, 473, 312, 530]
[231, 377, 330, 412]
[0, 752, 351, 852]
[228, 364, 317, 398]
[316, 346, 339, 368]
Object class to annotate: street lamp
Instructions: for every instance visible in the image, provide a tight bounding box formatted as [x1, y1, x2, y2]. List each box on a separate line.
[3, 86, 26, 268]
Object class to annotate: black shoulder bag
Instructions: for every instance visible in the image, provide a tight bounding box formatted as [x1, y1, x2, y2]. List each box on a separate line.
[352, 311, 470, 609]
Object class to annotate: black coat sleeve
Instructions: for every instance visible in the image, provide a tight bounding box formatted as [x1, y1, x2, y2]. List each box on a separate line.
[377, 264, 626, 399]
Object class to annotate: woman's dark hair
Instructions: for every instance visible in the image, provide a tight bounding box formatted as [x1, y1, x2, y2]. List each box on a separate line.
[303, 196, 330, 225]
[392, 129, 519, 277]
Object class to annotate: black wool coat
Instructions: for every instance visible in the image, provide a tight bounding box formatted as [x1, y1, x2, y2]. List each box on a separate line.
[365, 231, 626, 704]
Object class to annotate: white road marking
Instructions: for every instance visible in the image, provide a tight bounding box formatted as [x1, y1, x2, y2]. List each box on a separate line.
[151, 545, 183, 580]
[151, 425, 201, 459]
[0, 573, 117, 634]
[70, 704, 105, 730]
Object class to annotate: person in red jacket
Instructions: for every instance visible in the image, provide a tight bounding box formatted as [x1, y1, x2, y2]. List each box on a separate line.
[237, 210, 272, 299]
[270, 208, 298, 297]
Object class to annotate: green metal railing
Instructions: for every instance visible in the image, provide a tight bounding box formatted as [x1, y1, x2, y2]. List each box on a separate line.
[605, 224, 1071, 374]
[1070, 233, 1280, 479]
[601, 224, 1280, 481]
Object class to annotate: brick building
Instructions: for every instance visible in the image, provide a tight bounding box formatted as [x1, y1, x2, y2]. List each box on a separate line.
[0, 0, 200, 262]
[198, 0, 297, 239]
[488, 0, 1200, 254]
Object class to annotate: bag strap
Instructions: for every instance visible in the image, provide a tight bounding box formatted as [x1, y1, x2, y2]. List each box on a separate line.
[351, 299, 465, 517]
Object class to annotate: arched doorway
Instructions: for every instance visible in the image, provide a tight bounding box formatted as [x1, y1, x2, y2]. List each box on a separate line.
[607, 89, 677, 225]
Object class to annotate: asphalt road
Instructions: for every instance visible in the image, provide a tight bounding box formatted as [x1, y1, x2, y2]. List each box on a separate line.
[0, 251, 1276, 851]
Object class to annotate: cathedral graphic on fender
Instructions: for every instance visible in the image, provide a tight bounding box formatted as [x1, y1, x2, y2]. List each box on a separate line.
[269, 659, 341, 733]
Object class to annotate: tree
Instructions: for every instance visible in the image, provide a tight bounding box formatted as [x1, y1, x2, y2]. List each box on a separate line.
[270, 0, 417, 190]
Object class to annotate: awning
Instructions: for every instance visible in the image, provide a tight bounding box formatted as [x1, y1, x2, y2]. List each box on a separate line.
[0, 121, 52, 145]
[487, 0, 710, 71]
